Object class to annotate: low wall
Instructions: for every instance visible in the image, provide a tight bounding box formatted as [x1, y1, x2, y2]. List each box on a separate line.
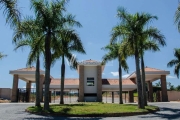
[0, 88, 12, 100]
[167, 91, 180, 101]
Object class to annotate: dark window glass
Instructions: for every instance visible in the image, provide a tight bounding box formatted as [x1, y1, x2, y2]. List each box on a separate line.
[87, 81, 94, 86]
[84, 93, 97, 96]
[87, 77, 94, 80]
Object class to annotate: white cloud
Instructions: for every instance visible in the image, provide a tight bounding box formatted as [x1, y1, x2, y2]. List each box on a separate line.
[111, 72, 119, 76]
[102, 72, 105, 75]
[167, 75, 176, 79]
[111, 72, 130, 78]
[122, 74, 130, 78]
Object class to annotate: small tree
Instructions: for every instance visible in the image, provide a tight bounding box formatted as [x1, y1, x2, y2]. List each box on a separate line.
[102, 43, 128, 104]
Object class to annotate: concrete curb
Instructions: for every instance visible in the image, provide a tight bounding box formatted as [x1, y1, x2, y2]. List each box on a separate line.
[25, 107, 160, 117]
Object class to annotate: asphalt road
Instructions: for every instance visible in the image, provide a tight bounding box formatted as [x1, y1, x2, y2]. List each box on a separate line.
[0, 102, 179, 120]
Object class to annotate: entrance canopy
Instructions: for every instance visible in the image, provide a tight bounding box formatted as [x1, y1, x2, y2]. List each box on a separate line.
[9, 66, 45, 83]
[127, 67, 170, 82]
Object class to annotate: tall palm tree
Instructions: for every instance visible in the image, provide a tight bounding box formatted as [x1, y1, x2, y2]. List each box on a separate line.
[102, 43, 128, 104]
[110, 7, 166, 108]
[52, 29, 85, 104]
[13, 18, 44, 107]
[167, 48, 180, 78]
[139, 40, 165, 106]
[111, 7, 144, 108]
[30, 0, 81, 110]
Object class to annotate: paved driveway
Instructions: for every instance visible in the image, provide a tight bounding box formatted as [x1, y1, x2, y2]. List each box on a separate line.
[0, 102, 179, 120]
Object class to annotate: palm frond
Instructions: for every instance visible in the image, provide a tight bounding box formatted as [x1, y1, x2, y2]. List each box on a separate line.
[0, 52, 7, 60]
[175, 2, 180, 32]
[0, 0, 20, 27]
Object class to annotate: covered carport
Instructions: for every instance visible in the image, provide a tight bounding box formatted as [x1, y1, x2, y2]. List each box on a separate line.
[127, 67, 170, 102]
[9, 66, 45, 102]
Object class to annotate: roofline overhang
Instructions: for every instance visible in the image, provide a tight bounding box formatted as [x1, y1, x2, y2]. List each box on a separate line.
[127, 71, 170, 79]
[9, 70, 45, 75]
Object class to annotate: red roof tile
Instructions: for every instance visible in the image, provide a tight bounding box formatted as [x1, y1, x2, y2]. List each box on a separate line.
[144, 66, 165, 71]
[16, 66, 44, 72]
[50, 78, 135, 85]
[50, 78, 79, 85]
[83, 59, 100, 62]
[102, 79, 135, 85]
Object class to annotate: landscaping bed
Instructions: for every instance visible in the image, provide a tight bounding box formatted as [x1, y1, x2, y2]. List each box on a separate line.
[0, 99, 10, 103]
[26, 102, 159, 117]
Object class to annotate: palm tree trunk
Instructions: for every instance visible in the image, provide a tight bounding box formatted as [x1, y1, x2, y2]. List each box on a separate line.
[135, 48, 145, 109]
[141, 55, 147, 106]
[44, 32, 51, 110]
[118, 57, 123, 104]
[35, 55, 40, 107]
[60, 54, 65, 104]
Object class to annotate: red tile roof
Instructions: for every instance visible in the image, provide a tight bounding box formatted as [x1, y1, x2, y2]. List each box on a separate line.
[102, 79, 135, 85]
[50, 78, 79, 85]
[15, 66, 44, 72]
[50, 78, 135, 85]
[144, 66, 165, 71]
[82, 59, 100, 62]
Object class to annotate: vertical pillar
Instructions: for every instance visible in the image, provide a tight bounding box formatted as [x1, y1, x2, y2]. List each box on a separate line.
[128, 91, 134, 103]
[70, 89, 71, 103]
[161, 75, 168, 102]
[79, 65, 84, 102]
[97, 65, 102, 102]
[54, 89, 55, 103]
[147, 81, 153, 102]
[49, 91, 52, 103]
[112, 92, 114, 103]
[125, 92, 126, 103]
[26, 81, 31, 102]
[11, 75, 19, 102]
[39, 75, 44, 102]
[106, 91, 107, 103]
[77, 89, 79, 97]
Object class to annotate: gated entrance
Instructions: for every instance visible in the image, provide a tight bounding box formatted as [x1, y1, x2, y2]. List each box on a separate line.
[17, 88, 36, 102]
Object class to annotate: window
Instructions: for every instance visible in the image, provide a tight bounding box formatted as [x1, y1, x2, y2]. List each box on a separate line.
[87, 77, 94, 86]
[87, 81, 94, 86]
[87, 77, 94, 80]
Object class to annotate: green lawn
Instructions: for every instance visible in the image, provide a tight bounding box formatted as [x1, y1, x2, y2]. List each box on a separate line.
[27, 102, 158, 116]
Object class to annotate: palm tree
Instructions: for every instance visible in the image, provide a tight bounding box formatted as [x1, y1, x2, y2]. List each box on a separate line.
[52, 29, 85, 104]
[140, 40, 165, 106]
[30, 0, 81, 110]
[110, 7, 166, 108]
[0, 0, 20, 27]
[13, 18, 44, 107]
[167, 48, 180, 78]
[0, 0, 20, 63]
[102, 43, 128, 104]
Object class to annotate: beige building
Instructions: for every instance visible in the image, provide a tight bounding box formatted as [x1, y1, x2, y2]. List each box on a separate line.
[9, 59, 170, 102]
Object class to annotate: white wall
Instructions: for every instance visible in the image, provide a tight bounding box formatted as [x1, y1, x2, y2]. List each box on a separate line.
[84, 66, 97, 93]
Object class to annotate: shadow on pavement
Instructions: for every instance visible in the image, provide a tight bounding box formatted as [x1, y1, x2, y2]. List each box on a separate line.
[139, 107, 180, 120]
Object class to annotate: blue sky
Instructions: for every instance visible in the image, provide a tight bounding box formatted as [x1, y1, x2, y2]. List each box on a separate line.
[0, 0, 180, 88]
